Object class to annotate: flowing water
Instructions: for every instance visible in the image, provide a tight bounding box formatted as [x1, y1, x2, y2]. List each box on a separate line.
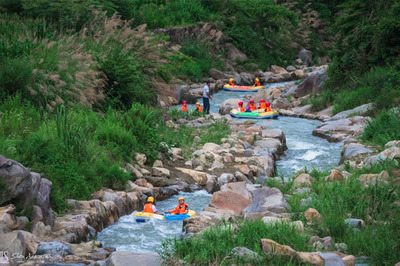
[97, 190, 211, 253]
[98, 82, 343, 253]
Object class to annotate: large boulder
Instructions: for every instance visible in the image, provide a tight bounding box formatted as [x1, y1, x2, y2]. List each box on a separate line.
[271, 65, 288, 74]
[252, 89, 273, 103]
[312, 116, 368, 142]
[209, 68, 226, 80]
[220, 182, 252, 200]
[0, 204, 18, 232]
[35, 241, 74, 257]
[242, 187, 288, 214]
[0, 231, 40, 261]
[294, 70, 328, 98]
[225, 43, 248, 62]
[293, 174, 314, 188]
[219, 99, 244, 115]
[0, 155, 32, 205]
[273, 98, 291, 110]
[175, 168, 207, 185]
[209, 191, 252, 215]
[106, 251, 162, 266]
[298, 49, 313, 66]
[331, 103, 374, 121]
[340, 143, 374, 164]
[364, 147, 400, 166]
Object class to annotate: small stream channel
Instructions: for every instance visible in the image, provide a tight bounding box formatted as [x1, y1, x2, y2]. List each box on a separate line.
[98, 81, 343, 254]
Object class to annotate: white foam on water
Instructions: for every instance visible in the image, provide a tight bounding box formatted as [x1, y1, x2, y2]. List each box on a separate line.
[299, 150, 325, 161]
[289, 141, 317, 150]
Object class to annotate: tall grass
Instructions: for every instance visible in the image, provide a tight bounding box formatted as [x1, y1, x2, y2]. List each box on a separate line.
[161, 220, 311, 265]
[362, 110, 400, 147]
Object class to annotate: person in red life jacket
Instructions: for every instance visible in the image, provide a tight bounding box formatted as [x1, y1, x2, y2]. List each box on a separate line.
[237, 101, 245, 112]
[180, 101, 188, 115]
[259, 99, 267, 110]
[166, 197, 188, 215]
[143, 197, 163, 215]
[246, 99, 257, 112]
[195, 102, 203, 112]
[253, 78, 260, 87]
[229, 78, 235, 86]
[265, 102, 272, 112]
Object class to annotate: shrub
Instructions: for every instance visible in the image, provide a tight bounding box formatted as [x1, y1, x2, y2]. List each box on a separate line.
[362, 110, 400, 146]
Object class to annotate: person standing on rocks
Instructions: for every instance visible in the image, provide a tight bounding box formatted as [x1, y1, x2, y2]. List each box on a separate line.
[203, 80, 212, 114]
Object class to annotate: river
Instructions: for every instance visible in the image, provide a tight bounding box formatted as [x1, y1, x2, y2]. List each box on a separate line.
[98, 82, 343, 253]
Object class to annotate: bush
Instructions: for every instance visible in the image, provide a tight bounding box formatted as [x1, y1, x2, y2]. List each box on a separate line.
[362, 110, 400, 146]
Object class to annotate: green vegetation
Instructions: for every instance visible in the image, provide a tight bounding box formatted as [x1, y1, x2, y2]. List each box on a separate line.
[0, 96, 230, 212]
[163, 160, 400, 265]
[362, 110, 400, 147]
[161, 221, 311, 265]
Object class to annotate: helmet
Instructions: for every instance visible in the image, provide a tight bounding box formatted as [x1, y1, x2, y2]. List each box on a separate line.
[147, 197, 154, 203]
[196, 102, 200, 105]
[250, 100, 254, 103]
[178, 197, 184, 201]
[238, 101, 243, 106]
[229, 78, 234, 82]
[255, 78, 259, 82]
[266, 102, 270, 107]
[183, 101, 187, 104]
[260, 99, 265, 102]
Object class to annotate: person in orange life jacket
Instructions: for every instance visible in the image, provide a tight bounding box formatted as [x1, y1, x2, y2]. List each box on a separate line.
[245, 99, 257, 112]
[229, 78, 235, 86]
[166, 197, 188, 215]
[259, 99, 267, 110]
[180, 101, 188, 115]
[265, 102, 272, 112]
[237, 101, 245, 112]
[195, 102, 203, 112]
[253, 78, 260, 87]
[143, 197, 163, 215]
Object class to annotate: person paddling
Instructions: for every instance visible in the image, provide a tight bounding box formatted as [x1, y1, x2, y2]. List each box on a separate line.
[253, 78, 260, 87]
[166, 197, 188, 215]
[237, 101, 245, 112]
[246, 100, 257, 112]
[143, 197, 163, 215]
[229, 78, 235, 86]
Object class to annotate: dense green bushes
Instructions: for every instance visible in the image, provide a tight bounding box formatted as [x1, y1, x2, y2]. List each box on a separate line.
[362, 110, 400, 147]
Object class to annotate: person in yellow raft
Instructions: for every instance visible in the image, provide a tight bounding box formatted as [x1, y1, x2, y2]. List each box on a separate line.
[195, 102, 203, 112]
[259, 99, 272, 112]
[228, 78, 235, 86]
[166, 197, 189, 215]
[143, 197, 164, 215]
[253, 78, 260, 87]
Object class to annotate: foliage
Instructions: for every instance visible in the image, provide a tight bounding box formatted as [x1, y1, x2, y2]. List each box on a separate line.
[362, 110, 400, 147]
[161, 220, 311, 265]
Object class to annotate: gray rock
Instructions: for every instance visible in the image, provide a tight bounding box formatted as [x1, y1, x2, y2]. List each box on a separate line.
[230, 247, 262, 260]
[340, 143, 374, 164]
[219, 98, 245, 115]
[319, 253, 346, 266]
[36, 241, 74, 257]
[298, 49, 313, 66]
[226, 43, 248, 62]
[106, 251, 161, 266]
[0, 155, 32, 205]
[345, 218, 364, 228]
[286, 65, 296, 72]
[293, 187, 311, 194]
[363, 147, 400, 166]
[209, 68, 226, 80]
[273, 98, 291, 109]
[331, 103, 374, 121]
[206, 175, 220, 194]
[217, 173, 236, 187]
[312, 116, 368, 142]
[242, 187, 288, 214]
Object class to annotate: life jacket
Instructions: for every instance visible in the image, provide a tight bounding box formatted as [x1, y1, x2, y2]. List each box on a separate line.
[174, 203, 189, 214]
[237, 106, 245, 112]
[229, 82, 235, 86]
[181, 104, 188, 112]
[259, 102, 267, 110]
[248, 103, 257, 111]
[254, 82, 260, 86]
[143, 203, 154, 213]
[196, 106, 203, 111]
[265, 106, 272, 112]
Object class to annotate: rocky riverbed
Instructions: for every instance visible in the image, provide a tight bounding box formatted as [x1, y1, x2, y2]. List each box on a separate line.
[1, 63, 399, 265]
